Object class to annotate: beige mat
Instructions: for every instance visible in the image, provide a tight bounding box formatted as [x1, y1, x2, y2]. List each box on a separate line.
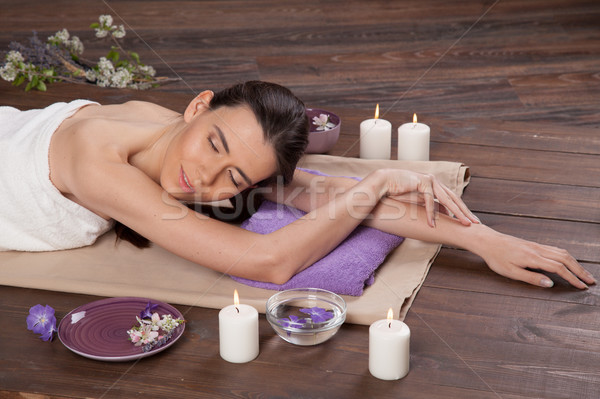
[0, 155, 469, 325]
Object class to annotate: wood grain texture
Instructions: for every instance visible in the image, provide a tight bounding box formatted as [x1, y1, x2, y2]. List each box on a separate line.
[0, 0, 599, 398]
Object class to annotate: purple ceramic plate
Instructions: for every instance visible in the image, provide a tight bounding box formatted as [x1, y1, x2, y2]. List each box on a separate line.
[58, 297, 185, 362]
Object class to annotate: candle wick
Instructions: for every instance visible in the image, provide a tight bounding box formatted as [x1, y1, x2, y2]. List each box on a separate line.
[235, 306, 239, 314]
[388, 322, 391, 328]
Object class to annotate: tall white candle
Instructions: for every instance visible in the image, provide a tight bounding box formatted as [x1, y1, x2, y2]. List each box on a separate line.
[397, 113, 430, 161]
[219, 289, 259, 363]
[369, 308, 410, 380]
[360, 104, 392, 159]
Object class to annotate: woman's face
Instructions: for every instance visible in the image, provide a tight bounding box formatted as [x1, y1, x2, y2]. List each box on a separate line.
[161, 104, 277, 202]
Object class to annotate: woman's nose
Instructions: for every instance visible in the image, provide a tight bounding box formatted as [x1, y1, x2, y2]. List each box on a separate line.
[195, 160, 221, 187]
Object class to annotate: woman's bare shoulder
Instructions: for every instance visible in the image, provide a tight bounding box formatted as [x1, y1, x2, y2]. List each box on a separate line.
[75, 100, 180, 123]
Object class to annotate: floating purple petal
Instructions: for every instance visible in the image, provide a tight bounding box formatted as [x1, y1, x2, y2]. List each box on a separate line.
[299, 306, 334, 323]
[279, 314, 306, 329]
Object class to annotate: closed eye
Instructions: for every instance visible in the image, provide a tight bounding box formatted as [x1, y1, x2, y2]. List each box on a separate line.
[229, 170, 239, 188]
[208, 137, 218, 153]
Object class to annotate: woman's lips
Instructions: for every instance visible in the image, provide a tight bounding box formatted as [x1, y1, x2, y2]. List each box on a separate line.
[179, 167, 195, 193]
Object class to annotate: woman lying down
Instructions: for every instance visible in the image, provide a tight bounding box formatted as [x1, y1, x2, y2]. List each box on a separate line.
[0, 80, 594, 290]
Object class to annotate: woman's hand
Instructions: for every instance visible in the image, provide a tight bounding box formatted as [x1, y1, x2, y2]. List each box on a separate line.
[479, 231, 596, 289]
[374, 169, 479, 228]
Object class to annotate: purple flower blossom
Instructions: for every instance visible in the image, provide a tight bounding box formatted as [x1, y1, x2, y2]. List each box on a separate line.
[300, 307, 334, 323]
[139, 301, 159, 319]
[279, 314, 306, 329]
[26, 304, 57, 341]
[278, 315, 306, 337]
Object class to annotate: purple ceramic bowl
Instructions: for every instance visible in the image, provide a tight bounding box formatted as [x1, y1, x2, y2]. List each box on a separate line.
[305, 108, 341, 154]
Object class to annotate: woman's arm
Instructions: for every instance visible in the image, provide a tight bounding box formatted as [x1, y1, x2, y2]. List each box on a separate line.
[69, 151, 444, 284]
[264, 170, 595, 289]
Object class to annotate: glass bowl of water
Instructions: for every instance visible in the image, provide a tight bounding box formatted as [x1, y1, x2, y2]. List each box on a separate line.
[266, 288, 346, 346]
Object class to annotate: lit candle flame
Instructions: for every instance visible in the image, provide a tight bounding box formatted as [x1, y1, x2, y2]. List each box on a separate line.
[413, 113, 418, 124]
[374, 104, 380, 120]
[233, 289, 240, 311]
[387, 308, 394, 328]
[387, 307, 394, 321]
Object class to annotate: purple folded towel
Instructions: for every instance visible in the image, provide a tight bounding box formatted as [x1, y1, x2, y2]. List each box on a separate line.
[231, 169, 404, 296]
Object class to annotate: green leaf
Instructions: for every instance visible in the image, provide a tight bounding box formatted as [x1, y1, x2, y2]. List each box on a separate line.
[37, 81, 47, 91]
[107, 49, 119, 62]
[130, 52, 140, 64]
[14, 75, 26, 86]
[90, 22, 99, 29]
[25, 80, 34, 91]
[31, 75, 39, 87]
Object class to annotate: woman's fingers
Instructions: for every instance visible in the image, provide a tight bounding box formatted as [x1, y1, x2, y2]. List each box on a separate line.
[427, 176, 479, 226]
[483, 234, 596, 290]
[415, 174, 436, 227]
[502, 266, 556, 288]
[430, 181, 475, 225]
[538, 258, 588, 289]
[539, 245, 596, 286]
[503, 242, 593, 289]
[381, 170, 479, 228]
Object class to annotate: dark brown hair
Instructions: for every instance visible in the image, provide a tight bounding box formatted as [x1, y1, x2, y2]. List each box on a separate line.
[115, 80, 309, 248]
[210, 80, 309, 184]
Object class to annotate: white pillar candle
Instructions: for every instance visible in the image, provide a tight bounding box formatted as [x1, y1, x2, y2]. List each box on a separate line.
[369, 308, 410, 380]
[360, 104, 392, 159]
[397, 113, 430, 161]
[219, 289, 259, 363]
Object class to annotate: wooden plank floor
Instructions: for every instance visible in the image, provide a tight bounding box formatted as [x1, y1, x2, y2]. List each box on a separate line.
[1, 0, 599, 398]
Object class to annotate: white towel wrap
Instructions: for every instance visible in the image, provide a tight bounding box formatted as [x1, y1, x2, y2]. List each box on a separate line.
[0, 100, 113, 251]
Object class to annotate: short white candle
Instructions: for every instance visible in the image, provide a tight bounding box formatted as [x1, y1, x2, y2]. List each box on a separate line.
[369, 308, 410, 380]
[360, 104, 392, 159]
[397, 113, 430, 161]
[219, 289, 259, 363]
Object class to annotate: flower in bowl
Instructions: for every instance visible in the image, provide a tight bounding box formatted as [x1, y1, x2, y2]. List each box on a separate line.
[305, 108, 341, 154]
[266, 288, 346, 346]
[312, 114, 336, 131]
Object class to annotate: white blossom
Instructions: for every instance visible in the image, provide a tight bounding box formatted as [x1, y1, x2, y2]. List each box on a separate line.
[0, 63, 17, 81]
[97, 57, 115, 75]
[112, 25, 126, 39]
[96, 78, 108, 87]
[312, 114, 336, 131]
[95, 28, 109, 39]
[157, 314, 181, 332]
[85, 69, 97, 82]
[68, 36, 84, 54]
[6, 50, 24, 64]
[110, 67, 132, 88]
[128, 82, 152, 90]
[138, 64, 156, 77]
[99, 15, 113, 28]
[48, 28, 70, 44]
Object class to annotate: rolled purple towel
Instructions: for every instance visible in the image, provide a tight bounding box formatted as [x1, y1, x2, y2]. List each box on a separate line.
[231, 169, 404, 296]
